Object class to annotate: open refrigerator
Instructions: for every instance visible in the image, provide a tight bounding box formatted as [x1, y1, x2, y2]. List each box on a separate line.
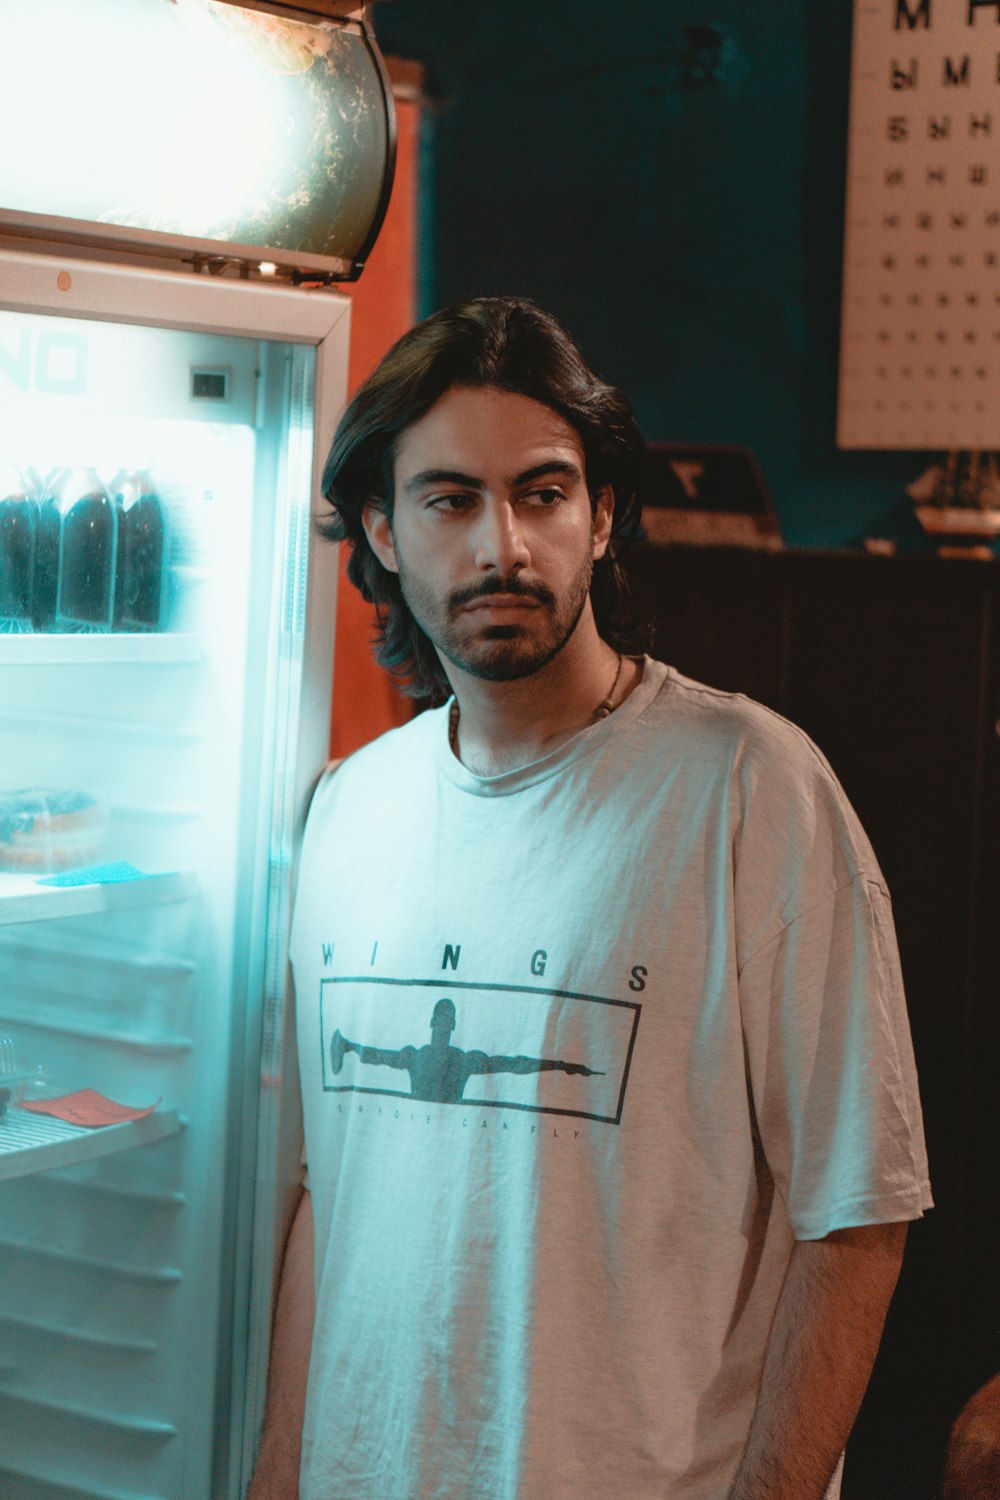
[0, 246, 350, 1499]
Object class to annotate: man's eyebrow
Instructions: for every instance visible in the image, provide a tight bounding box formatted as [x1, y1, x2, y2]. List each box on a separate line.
[512, 459, 583, 486]
[403, 459, 583, 496]
[404, 468, 483, 495]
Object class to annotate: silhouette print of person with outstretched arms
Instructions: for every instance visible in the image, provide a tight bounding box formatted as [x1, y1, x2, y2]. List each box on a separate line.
[330, 997, 603, 1104]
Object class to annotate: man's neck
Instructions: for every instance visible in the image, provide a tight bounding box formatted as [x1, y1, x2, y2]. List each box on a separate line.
[445, 625, 639, 777]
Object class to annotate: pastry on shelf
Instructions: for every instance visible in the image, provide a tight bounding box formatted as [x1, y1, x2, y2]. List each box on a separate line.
[0, 788, 106, 873]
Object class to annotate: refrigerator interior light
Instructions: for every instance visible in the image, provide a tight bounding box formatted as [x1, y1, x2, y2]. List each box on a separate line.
[0, 0, 395, 280]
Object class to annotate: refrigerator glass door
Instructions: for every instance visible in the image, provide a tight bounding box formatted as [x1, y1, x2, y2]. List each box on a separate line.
[0, 262, 346, 1500]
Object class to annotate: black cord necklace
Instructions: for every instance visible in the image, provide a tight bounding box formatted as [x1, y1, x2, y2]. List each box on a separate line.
[448, 653, 624, 755]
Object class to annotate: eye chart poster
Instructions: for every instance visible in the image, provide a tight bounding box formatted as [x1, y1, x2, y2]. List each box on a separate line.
[838, 1, 1000, 449]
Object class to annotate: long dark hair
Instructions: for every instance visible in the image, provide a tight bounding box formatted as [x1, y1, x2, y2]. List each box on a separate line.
[318, 296, 649, 701]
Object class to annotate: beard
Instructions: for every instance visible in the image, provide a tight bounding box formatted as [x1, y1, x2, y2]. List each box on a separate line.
[394, 545, 596, 684]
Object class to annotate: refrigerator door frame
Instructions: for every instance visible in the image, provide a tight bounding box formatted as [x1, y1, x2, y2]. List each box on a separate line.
[0, 245, 348, 1500]
[0, 245, 352, 345]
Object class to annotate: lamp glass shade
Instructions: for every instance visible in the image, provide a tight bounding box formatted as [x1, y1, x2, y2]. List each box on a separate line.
[0, 0, 394, 278]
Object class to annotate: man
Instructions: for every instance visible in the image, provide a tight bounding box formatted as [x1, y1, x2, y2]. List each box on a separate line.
[943, 1372, 1000, 1498]
[249, 298, 932, 1500]
[328, 999, 604, 1103]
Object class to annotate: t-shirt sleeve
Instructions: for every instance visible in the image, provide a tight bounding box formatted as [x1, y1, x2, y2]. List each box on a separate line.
[738, 874, 933, 1240]
[292, 760, 346, 1199]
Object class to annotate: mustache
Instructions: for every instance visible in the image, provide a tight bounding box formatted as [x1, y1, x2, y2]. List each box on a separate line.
[449, 577, 556, 611]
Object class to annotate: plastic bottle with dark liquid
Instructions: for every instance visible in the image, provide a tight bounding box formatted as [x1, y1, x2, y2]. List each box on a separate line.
[110, 470, 169, 631]
[0, 463, 37, 633]
[54, 467, 118, 632]
[32, 470, 63, 632]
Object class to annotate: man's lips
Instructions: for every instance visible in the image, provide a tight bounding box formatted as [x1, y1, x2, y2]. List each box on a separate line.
[460, 593, 542, 612]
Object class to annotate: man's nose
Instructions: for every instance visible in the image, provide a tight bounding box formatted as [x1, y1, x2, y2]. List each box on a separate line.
[474, 500, 530, 572]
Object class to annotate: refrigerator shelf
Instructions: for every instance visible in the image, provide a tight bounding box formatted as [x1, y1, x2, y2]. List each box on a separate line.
[0, 633, 203, 666]
[0, 1465, 170, 1500]
[0, 1383, 178, 1437]
[42, 1174, 188, 1208]
[0, 1105, 182, 1183]
[0, 1228, 183, 1284]
[0, 706, 203, 746]
[0, 1007, 194, 1055]
[0, 1310, 158, 1355]
[0, 868, 198, 926]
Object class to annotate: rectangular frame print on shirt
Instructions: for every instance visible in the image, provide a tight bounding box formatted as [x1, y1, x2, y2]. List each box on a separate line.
[318, 975, 642, 1126]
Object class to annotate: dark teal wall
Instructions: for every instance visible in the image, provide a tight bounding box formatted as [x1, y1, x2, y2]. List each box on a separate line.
[374, 1, 930, 549]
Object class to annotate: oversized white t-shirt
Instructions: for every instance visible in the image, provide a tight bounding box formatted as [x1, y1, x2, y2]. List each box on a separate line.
[289, 658, 932, 1500]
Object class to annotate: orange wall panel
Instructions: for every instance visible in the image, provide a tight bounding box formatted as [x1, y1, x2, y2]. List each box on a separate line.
[328, 86, 420, 761]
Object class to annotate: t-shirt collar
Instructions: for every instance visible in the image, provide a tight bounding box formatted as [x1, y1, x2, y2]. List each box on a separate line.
[433, 656, 670, 797]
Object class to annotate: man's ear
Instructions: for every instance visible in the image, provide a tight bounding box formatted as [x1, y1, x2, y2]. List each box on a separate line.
[362, 501, 399, 575]
[592, 486, 614, 561]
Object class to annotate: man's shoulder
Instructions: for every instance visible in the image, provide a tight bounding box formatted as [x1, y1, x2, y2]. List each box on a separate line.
[307, 706, 442, 816]
[659, 668, 875, 871]
[651, 666, 831, 775]
[335, 705, 440, 773]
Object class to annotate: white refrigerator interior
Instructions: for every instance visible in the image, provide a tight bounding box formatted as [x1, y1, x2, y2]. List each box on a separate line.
[0, 252, 347, 1500]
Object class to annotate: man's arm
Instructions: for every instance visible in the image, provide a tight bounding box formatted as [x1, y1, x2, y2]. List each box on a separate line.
[470, 1051, 603, 1077]
[943, 1370, 1000, 1498]
[728, 1220, 908, 1500]
[248, 1189, 316, 1500]
[332, 1027, 408, 1073]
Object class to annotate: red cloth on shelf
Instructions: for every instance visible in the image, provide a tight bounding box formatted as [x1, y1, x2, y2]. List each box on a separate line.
[20, 1089, 160, 1127]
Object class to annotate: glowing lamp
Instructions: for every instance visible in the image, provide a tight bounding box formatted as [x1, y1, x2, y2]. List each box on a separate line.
[0, 0, 395, 281]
